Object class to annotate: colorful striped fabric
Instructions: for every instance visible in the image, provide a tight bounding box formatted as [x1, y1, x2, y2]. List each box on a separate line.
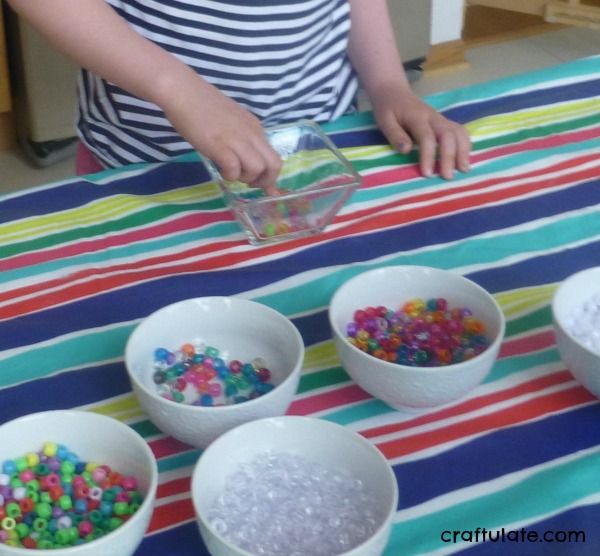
[1, 55, 600, 555]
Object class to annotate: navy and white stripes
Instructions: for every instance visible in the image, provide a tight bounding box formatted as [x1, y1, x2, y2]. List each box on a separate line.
[78, 0, 357, 167]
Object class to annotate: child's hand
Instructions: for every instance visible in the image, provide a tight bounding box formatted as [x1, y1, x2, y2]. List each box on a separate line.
[371, 86, 471, 180]
[161, 70, 282, 195]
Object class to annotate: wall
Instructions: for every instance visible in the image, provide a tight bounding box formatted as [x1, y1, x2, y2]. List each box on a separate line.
[431, 0, 465, 44]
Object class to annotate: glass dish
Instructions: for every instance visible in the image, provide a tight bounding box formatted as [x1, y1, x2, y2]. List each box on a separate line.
[204, 120, 362, 245]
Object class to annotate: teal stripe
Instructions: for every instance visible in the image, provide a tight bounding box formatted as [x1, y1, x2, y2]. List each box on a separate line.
[0, 221, 240, 285]
[0, 325, 134, 387]
[322, 399, 395, 426]
[157, 449, 202, 474]
[424, 55, 600, 111]
[486, 348, 560, 383]
[385, 447, 600, 555]
[255, 208, 600, 318]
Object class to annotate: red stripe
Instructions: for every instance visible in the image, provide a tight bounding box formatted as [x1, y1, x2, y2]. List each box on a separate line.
[286, 384, 372, 415]
[3, 163, 597, 321]
[148, 436, 196, 460]
[148, 498, 195, 533]
[376, 385, 596, 459]
[499, 329, 557, 358]
[156, 477, 191, 499]
[361, 370, 574, 439]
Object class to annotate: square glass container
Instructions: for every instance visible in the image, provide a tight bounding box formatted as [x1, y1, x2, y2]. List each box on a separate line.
[204, 120, 362, 245]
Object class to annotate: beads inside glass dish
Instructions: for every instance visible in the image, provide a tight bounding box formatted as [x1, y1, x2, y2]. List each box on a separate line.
[152, 343, 275, 406]
[345, 297, 491, 366]
[207, 451, 383, 556]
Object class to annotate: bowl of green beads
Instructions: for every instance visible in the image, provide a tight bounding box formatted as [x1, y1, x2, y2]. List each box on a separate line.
[205, 120, 362, 245]
[0, 410, 157, 556]
[329, 265, 506, 411]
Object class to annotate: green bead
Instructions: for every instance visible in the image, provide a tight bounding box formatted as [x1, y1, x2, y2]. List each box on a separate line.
[89, 510, 103, 525]
[10, 477, 23, 489]
[205, 346, 220, 358]
[5, 502, 21, 518]
[35, 501, 53, 519]
[37, 539, 53, 549]
[26, 479, 40, 492]
[172, 391, 185, 403]
[113, 502, 129, 516]
[33, 517, 48, 532]
[58, 495, 73, 510]
[60, 461, 75, 475]
[40, 492, 52, 504]
[68, 526, 79, 543]
[35, 463, 50, 476]
[55, 528, 71, 545]
[15, 522, 29, 539]
[108, 517, 123, 531]
[15, 457, 28, 473]
[102, 489, 116, 502]
[81, 470, 91, 482]
[28, 491, 40, 503]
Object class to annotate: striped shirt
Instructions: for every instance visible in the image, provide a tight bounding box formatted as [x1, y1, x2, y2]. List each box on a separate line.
[78, 0, 358, 168]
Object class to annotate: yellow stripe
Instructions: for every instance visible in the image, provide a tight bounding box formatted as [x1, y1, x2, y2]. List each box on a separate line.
[0, 182, 221, 244]
[303, 341, 339, 373]
[494, 284, 558, 318]
[467, 98, 600, 138]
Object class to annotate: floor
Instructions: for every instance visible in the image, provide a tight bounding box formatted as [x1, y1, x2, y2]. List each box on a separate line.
[1, 25, 599, 195]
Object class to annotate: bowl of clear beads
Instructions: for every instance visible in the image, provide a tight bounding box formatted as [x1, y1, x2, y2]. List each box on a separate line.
[204, 120, 362, 245]
[0, 410, 157, 556]
[329, 265, 506, 411]
[552, 266, 600, 399]
[191, 416, 398, 556]
[124, 297, 304, 448]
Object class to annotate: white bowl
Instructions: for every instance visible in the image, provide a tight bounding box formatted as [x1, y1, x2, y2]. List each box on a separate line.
[329, 265, 505, 410]
[191, 416, 398, 556]
[125, 297, 304, 448]
[0, 410, 157, 556]
[552, 266, 600, 398]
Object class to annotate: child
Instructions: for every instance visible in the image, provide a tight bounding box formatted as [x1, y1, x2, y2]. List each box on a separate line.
[7, 0, 471, 189]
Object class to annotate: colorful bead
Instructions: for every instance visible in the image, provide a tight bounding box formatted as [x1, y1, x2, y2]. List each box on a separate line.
[345, 298, 491, 367]
[151, 342, 276, 407]
[0, 444, 145, 550]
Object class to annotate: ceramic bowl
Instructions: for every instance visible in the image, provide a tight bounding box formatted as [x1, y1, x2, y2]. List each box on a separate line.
[205, 120, 362, 245]
[329, 265, 505, 410]
[552, 266, 600, 399]
[0, 410, 157, 556]
[191, 416, 398, 556]
[125, 297, 304, 448]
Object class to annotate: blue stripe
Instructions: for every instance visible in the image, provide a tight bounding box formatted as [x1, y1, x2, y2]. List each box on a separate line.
[393, 403, 600, 510]
[0, 362, 132, 424]
[2, 176, 599, 350]
[443, 78, 600, 125]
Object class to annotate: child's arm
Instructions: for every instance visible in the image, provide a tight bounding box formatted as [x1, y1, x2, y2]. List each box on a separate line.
[6, 0, 281, 192]
[347, 0, 471, 179]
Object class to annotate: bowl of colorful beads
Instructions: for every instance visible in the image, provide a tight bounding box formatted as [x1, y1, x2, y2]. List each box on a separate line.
[329, 265, 505, 411]
[191, 415, 398, 556]
[0, 410, 157, 556]
[204, 120, 362, 245]
[124, 297, 304, 448]
[552, 266, 600, 399]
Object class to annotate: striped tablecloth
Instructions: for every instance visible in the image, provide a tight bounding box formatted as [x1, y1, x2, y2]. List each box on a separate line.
[1, 55, 599, 555]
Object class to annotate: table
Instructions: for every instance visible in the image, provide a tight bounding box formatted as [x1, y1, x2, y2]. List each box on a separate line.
[1, 55, 599, 555]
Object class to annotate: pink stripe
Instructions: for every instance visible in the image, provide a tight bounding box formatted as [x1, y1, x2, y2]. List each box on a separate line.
[499, 329, 558, 358]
